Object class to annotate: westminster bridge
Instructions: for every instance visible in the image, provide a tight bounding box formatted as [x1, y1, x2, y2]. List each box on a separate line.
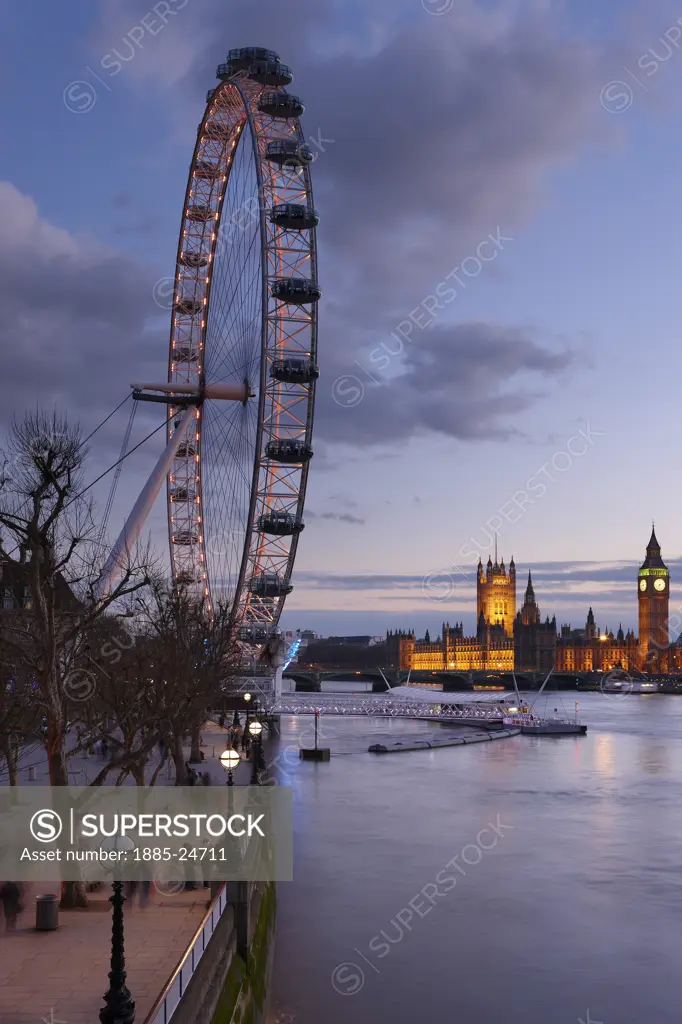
[282, 668, 597, 691]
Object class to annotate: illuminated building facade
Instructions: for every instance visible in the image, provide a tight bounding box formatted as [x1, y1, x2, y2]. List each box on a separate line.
[555, 611, 639, 672]
[387, 548, 516, 672]
[638, 525, 670, 672]
[385, 625, 514, 672]
[477, 549, 516, 637]
[388, 529, 676, 675]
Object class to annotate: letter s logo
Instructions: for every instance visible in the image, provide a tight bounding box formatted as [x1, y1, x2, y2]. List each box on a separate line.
[30, 809, 63, 843]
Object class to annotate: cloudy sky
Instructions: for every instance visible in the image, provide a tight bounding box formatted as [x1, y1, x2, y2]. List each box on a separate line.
[2, 0, 682, 638]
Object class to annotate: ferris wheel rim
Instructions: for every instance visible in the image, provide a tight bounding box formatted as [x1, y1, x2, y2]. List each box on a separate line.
[165, 53, 319, 642]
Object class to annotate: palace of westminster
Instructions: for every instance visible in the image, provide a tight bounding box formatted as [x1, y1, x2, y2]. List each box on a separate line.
[386, 528, 678, 675]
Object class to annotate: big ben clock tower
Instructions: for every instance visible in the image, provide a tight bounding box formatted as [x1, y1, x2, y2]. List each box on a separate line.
[638, 525, 670, 672]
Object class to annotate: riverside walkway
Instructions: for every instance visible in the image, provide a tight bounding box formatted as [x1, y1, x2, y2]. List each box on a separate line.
[0, 721, 249, 1023]
[0, 882, 207, 1024]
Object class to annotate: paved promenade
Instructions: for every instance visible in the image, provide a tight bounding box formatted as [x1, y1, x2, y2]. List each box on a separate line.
[0, 720, 253, 1023]
[0, 883, 207, 1024]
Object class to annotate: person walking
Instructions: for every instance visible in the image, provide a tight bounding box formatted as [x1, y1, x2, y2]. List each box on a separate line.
[233, 724, 243, 752]
[0, 881, 24, 931]
[138, 880, 151, 908]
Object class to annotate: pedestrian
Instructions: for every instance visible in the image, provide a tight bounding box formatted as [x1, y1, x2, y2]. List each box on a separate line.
[242, 729, 251, 758]
[202, 771, 211, 786]
[233, 724, 243, 752]
[218, 714, 225, 729]
[138, 880, 151, 908]
[0, 881, 24, 931]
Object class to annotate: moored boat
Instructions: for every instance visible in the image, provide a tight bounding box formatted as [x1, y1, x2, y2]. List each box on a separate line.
[601, 677, 660, 694]
[520, 719, 587, 736]
[505, 671, 588, 736]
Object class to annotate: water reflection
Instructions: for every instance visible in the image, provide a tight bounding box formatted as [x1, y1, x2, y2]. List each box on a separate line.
[269, 691, 682, 1024]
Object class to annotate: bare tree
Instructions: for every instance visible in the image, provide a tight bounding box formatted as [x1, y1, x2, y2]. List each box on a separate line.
[60, 587, 240, 788]
[0, 412, 155, 905]
[132, 583, 239, 784]
[0, 659, 40, 785]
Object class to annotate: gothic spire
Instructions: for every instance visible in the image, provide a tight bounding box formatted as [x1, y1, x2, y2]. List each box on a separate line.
[641, 523, 666, 570]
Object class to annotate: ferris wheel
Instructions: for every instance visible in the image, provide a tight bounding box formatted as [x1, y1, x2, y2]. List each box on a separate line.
[163, 47, 319, 642]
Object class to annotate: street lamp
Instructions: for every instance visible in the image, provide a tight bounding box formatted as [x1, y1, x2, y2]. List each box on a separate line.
[100, 835, 136, 1024]
[220, 746, 240, 786]
[248, 719, 262, 785]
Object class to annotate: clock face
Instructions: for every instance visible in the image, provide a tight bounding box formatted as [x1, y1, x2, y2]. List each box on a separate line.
[639, 579, 647, 592]
[654, 578, 666, 592]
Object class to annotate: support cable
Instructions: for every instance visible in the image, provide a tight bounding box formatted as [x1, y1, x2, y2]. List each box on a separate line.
[69, 409, 177, 508]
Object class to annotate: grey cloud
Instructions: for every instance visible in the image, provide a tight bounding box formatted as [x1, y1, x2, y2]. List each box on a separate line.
[88, 0, 613, 447]
[294, 558, 681, 592]
[306, 510, 366, 525]
[2, 1, 655, 465]
[321, 322, 574, 444]
[0, 182, 164, 488]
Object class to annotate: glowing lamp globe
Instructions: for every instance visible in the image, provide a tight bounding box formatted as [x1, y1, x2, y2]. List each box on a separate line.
[220, 748, 241, 772]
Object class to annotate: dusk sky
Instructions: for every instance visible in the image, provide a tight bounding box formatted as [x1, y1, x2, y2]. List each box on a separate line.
[2, 0, 682, 638]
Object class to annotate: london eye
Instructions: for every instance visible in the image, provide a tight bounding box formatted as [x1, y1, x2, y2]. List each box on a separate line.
[161, 47, 319, 646]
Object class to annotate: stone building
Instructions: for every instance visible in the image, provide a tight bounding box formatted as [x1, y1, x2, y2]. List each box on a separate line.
[555, 612, 639, 672]
[513, 571, 557, 672]
[477, 548, 516, 637]
[388, 528, 677, 675]
[386, 548, 517, 672]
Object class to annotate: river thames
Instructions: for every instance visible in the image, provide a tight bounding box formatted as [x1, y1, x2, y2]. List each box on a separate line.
[269, 688, 682, 1023]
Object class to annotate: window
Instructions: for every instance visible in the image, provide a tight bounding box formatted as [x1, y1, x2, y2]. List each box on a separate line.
[3, 588, 14, 610]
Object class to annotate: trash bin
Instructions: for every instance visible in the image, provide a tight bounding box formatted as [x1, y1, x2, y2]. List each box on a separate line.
[35, 894, 59, 931]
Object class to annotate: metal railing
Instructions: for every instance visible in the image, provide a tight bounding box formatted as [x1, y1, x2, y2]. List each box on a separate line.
[262, 693, 508, 720]
[144, 884, 230, 1024]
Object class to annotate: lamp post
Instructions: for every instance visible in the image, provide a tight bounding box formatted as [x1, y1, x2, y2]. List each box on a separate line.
[220, 746, 240, 786]
[248, 719, 262, 784]
[242, 693, 251, 745]
[100, 835, 136, 1024]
